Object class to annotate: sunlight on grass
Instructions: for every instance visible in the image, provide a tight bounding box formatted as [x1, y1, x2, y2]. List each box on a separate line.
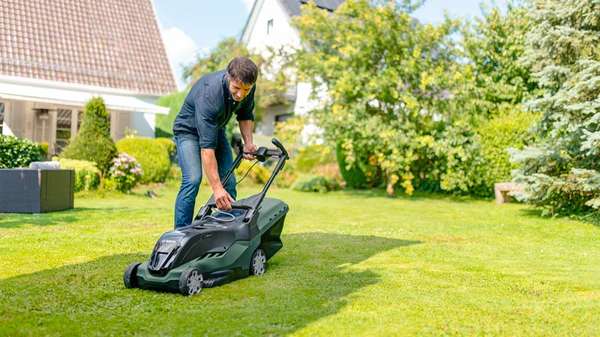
[1, 182, 599, 336]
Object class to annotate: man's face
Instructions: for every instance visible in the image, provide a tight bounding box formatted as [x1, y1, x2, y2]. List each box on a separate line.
[229, 77, 254, 102]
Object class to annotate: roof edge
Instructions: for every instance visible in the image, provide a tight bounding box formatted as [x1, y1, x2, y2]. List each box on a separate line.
[241, 0, 265, 44]
[0, 75, 163, 98]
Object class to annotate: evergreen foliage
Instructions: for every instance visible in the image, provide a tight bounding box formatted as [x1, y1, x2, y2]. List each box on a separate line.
[511, 0, 600, 215]
[60, 97, 117, 174]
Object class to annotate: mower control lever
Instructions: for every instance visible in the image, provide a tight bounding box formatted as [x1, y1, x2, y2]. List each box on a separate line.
[242, 147, 283, 162]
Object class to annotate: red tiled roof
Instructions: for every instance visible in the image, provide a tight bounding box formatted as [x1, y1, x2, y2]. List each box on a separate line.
[0, 0, 176, 96]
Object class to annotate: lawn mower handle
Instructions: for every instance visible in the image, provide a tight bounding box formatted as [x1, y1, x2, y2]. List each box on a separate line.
[223, 137, 288, 185]
[234, 136, 288, 161]
[271, 138, 289, 159]
[195, 137, 288, 220]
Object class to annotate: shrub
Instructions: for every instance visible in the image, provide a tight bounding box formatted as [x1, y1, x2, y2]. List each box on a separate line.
[429, 111, 538, 197]
[292, 174, 341, 193]
[155, 137, 176, 162]
[106, 153, 143, 192]
[60, 97, 117, 174]
[56, 158, 101, 192]
[235, 160, 270, 184]
[436, 121, 486, 196]
[155, 90, 188, 138]
[275, 168, 298, 188]
[295, 144, 336, 173]
[312, 163, 344, 186]
[273, 116, 305, 154]
[116, 137, 170, 183]
[476, 109, 539, 196]
[335, 142, 368, 189]
[512, 168, 600, 216]
[0, 135, 42, 168]
[38, 142, 49, 160]
[168, 165, 182, 181]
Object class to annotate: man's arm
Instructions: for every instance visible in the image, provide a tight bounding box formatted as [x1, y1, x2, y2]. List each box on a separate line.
[239, 120, 256, 159]
[237, 86, 257, 158]
[201, 148, 234, 210]
[194, 85, 233, 210]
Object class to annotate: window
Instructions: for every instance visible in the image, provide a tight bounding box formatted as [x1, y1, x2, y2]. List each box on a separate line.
[55, 109, 72, 153]
[0, 102, 4, 134]
[267, 19, 273, 35]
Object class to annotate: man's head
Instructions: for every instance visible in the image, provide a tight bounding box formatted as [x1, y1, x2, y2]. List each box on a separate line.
[226, 57, 258, 102]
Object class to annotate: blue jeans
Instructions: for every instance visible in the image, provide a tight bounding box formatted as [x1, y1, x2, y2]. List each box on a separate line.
[174, 130, 237, 228]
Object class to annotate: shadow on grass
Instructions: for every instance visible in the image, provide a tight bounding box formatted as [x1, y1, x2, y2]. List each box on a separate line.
[518, 207, 600, 227]
[0, 232, 419, 336]
[0, 207, 127, 229]
[518, 208, 545, 219]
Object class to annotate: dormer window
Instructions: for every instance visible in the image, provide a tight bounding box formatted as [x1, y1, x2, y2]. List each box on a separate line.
[267, 19, 273, 35]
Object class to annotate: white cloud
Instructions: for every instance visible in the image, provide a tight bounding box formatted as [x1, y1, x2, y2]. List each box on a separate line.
[242, 0, 255, 10]
[161, 26, 198, 90]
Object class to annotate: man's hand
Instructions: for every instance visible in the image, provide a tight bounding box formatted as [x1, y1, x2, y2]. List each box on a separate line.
[201, 148, 234, 210]
[243, 142, 257, 160]
[214, 187, 234, 210]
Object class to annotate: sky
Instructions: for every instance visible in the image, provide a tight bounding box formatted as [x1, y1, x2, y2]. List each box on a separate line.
[153, 0, 508, 89]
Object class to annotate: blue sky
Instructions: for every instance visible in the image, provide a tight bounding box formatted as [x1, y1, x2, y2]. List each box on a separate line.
[154, 0, 507, 89]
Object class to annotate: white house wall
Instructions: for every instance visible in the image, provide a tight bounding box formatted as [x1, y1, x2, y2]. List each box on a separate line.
[2, 100, 32, 138]
[131, 111, 156, 138]
[1, 100, 15, 136]
[245, 0, 302, 56]
[243, 1, 328, 141]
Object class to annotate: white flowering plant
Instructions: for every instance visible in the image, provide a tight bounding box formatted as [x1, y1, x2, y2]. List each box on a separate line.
[108, 153, 143, 192]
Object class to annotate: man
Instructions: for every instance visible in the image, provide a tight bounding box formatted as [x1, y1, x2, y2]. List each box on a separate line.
[172, 57, 258, 228]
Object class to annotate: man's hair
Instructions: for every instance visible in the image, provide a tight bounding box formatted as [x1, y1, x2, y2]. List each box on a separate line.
[226, 57, 258, 85]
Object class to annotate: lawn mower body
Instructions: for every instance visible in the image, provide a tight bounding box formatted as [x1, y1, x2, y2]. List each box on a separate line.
[134, 197, 287, 292]
[124, 137, 289, 295]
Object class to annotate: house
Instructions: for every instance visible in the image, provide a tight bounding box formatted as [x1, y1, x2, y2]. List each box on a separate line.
[0, 0, 176, 154]
[240, 0, 344, 137]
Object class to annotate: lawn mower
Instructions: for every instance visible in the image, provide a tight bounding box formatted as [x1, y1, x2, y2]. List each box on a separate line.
[123, 136, 289, 296]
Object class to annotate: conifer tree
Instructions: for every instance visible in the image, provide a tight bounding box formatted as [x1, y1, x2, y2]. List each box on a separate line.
[511, 0, 600, 215]
[61, 97, 117, 174]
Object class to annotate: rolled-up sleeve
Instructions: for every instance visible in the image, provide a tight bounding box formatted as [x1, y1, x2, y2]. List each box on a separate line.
[195, 90, 219, 149]
[236, 86, 256, 122]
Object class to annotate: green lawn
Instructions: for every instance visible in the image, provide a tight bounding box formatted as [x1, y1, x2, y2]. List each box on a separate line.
[1, 182, 599, 336]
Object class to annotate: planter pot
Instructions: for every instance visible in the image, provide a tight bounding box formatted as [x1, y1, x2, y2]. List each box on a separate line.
[0, 169, 75, 213]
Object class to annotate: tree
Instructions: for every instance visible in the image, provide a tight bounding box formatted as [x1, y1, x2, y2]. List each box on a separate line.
[436, 2, 541, 197]
[460, 3, 538, 119]
[157, 38, 291, 137]
[155, 89, 188, 138]
[60, 97, 117, 174]
[183, 37, 291, 124]
[293, 0, 468, 195]
[510, 0, 600, 215]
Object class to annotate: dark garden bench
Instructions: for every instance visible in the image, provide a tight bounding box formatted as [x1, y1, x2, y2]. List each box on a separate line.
[0, 167, 74, 213]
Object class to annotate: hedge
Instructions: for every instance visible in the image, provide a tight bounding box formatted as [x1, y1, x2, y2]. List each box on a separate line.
[116, 137, 170, 183]
[56, 158, 101, 192]
[0, 135, 42, 168]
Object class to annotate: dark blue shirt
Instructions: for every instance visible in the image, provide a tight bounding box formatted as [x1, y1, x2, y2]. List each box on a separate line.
[173, 70, 255, 149]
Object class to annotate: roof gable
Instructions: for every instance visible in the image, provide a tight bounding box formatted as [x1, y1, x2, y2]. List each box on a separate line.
[279, 0, 344, 17]
[241, 0, 344, 45]
[0, 0, 176, 96]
